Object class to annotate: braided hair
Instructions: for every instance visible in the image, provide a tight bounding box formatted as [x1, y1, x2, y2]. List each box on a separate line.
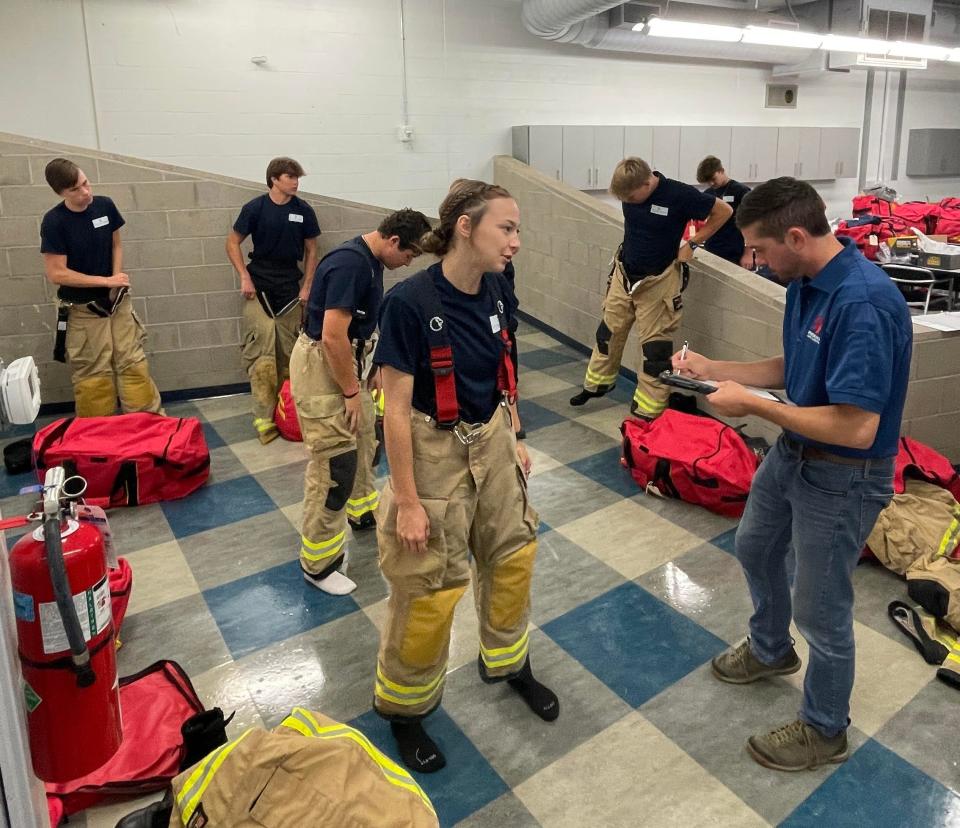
[419, 180, 513, 256]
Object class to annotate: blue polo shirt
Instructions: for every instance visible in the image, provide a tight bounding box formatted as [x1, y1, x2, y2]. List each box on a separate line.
[783, 237, 912, 458]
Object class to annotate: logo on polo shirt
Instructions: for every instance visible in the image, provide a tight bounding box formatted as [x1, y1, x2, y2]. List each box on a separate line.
[806, 315, 824, 345]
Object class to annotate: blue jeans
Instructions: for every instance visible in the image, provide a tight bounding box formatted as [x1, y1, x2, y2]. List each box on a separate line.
[734, 435, 894, 737]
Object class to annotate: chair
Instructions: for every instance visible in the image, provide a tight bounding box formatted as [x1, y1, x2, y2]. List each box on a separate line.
[881, 264, 951, 314]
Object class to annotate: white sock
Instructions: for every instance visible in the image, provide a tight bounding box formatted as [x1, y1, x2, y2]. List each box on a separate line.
[303, 569, 357, 595]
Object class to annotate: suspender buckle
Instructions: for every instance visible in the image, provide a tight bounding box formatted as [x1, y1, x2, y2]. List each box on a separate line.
[453, 421, 484, 446]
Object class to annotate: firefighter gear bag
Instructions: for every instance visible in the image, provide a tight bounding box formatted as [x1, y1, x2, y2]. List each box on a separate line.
[273, 378, 303, 442]
[168, 707, 438, 828]
[621, 410, 760, 518]
[893, 436, 960, 501]
[45, 660, 207, 822]
[33, 413, 209, 508]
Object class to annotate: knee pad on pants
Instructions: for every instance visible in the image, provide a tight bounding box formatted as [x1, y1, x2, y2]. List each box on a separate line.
[400, 585, 467, 668]
[642, 340, 673, 379]
[595, 320, 613, 356]
[74, 376, 117, 417]
[118, 361, 160, 412]
[488, 541, 537, 630]
[325, 449, 358, 511]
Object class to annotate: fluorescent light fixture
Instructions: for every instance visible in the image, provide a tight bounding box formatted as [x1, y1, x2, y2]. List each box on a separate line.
[821, 33, 891, 54]
[948, 48, 960, 62]
[742, 25, 823, 49]
[886, 41, 950, 60]
[641, 18, 743, 43]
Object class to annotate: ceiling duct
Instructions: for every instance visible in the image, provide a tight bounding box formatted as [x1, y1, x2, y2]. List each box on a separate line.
[520, 0, 959, 71]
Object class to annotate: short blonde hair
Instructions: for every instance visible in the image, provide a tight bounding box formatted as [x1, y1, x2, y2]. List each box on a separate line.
[610, 157, 652, 201]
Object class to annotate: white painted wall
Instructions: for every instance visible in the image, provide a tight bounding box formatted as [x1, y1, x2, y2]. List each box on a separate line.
[1, 0, 958, 217]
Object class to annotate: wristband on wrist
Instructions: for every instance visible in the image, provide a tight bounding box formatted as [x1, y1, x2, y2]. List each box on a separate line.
[515, 428, 527, 440]
[343, 387, 361, 399]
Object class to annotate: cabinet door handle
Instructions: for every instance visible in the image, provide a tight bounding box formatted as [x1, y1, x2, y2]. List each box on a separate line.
[799, 161, 803, 177]
[595, 167, 600, 187]
[588, 167, 592, 187]
[839, 160, 844, 177]
[556, 169, 560, 180]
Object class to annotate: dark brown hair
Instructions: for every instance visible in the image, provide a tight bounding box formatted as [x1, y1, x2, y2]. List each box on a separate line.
[377, 208, 431, 251]
[696, 155, 724, 184]
[419, 180, 513, 256]
[736, 177, 830, 239]
[44, 158, 81, 194]
[266, 157, 305, 188]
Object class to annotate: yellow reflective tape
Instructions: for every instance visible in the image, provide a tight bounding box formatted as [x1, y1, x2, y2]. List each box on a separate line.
[375, 663, 445, 697]
[300, 530, 345, 562]
[479, 629, 529, 659]
[936, 512, 960, 558]
[346, 491, 380, 517]
[480, 630, 530, 670]
[632, 389, 666, 413]
[585, 369, 617, 385]
[253, 418, 276, 433]
[947, 652, 960, 665]
[178, 728, 253, 824]
[347, 491, 379, 508]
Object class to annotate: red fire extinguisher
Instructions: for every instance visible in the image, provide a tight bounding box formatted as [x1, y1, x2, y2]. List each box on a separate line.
[8, 467, 122, 783]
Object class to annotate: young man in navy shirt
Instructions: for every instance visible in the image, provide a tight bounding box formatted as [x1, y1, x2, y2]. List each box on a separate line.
[227, 157, 320, 443]
[40, 158, 162, 417]
[674, 177, 912, 771]
[696, 155, 752, 267]
[570, 157, 732, 418]
[291, 209, 430, 595]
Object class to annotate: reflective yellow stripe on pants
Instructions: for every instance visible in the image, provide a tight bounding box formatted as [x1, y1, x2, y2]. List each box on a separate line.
[176, 728, 254, 825]
[585, 368, 618, 388]
[632, 387, 667, 417]
[280, 707, 435, 815]
[347, 490, 380, 519]
[479, 628, 529, 672]
[374, 663, 446, 709]
[300, 529, 346, 565]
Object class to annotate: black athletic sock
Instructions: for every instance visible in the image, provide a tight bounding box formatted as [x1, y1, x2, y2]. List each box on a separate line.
[508, 660, 560, 721]
[390, 720, 446, 774]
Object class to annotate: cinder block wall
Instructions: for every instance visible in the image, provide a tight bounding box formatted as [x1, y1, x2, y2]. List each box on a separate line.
[494, 156, 960, 461]
[0, 132, 424, 404]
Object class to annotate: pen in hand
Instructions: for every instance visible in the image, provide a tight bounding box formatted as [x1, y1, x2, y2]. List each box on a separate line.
[676, 340, 689, 375]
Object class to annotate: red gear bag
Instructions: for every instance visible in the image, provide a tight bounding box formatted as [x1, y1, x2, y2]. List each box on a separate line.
[274, 379, 303, 442]
[45, 660, 205, 823]
[33, 413, 209, 508]
[620, 410, 760, 518]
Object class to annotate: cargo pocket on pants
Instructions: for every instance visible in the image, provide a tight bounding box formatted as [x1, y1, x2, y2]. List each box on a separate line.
[240, 327, 260, 371]
[378, 497, 449, 590]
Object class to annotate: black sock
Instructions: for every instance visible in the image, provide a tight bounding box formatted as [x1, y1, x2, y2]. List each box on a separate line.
[508, 661, 560, 721]
[390, 720, 446, 774]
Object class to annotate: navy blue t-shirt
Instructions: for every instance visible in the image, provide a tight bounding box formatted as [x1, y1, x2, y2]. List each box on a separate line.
[374, 263, 516, 424]
[233, 194, 320, 265]
[622, 173, 715, 277]
[783, 237, 912, 458]
[40, 196, 124, 303]
[304, 237, 383, 342]
[703, 179, 750, 264]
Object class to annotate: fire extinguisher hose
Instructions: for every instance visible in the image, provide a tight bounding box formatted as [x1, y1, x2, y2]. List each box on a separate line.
[43, 514, 96, 688]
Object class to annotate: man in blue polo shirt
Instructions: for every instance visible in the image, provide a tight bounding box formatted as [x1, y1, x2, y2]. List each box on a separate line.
[570, 157, 732, 418]
[291, 209, 430, 595]
[673, 177, 912, 771]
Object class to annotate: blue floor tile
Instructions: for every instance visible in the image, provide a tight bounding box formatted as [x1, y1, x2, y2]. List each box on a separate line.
[0, 469, 37, 500]
[348, 708, 509, 827]
[567, 446, 637, 498]
[517, 399, 566, 432]
[542, 582, 727, 708]
[204, 561, 360, 658]
[202, 421, 227, 451]
[161, 475, 275, 537]
[709, 526, 738, 556]
[781, 739, 960, 828]
[518, 347, 577, 370]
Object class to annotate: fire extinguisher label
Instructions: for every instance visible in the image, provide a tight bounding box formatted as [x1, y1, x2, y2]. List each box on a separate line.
[13, 591, 34, 622]
[23, 682, 42, 713]
[38, 575, 112, 655]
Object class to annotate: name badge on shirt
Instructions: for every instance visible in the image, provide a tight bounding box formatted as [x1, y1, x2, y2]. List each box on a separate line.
[650, 205, 669, 216]
[92, 216, 110, 228]
[288, 213, 304, 223]
[723, 195, 736, 202]
[489, 315, 501, 333]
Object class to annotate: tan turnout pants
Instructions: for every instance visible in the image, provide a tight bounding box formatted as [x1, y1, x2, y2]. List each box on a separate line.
[582, 257, 683, 417]
[64, 293, 162, 417]
[241, 298, 300, 440]
[169, 707, 438, 828]
[374, 405, 539, 719]
[290, 332, 358, 577]
[347, 339, 380, 523]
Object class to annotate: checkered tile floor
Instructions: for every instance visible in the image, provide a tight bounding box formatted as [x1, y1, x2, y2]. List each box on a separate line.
[2, 321, 959, 827]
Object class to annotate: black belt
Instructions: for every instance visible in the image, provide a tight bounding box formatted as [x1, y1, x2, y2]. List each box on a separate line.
[784, 436, 884, 469]
[53, 288, 128, 363]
